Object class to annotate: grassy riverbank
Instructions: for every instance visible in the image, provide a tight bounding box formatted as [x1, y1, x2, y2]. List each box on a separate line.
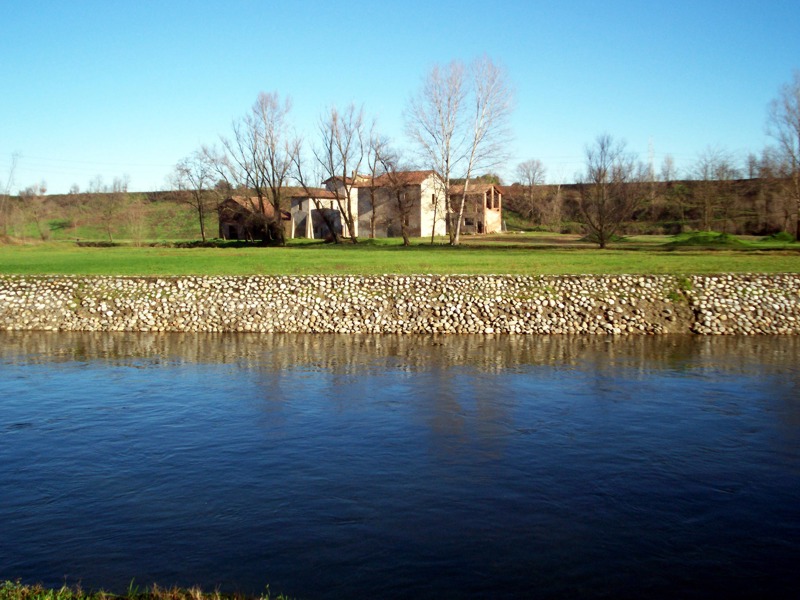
[0, 234, 798, 276]
[0, 582, 292, 600]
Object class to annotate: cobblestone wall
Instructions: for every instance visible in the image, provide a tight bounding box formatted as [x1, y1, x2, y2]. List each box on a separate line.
[1, 274, 797, 334]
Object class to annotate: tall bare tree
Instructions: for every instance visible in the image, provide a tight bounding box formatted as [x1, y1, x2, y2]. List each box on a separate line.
[577, 134, 645, 248]
[406, 61, 465, 244]
[171, 150, 220, 241]
[219, 92, 297, 245]
[315, 104, 366, 243]
[767, 70, 800, 239]
[406, 56, 512, 245]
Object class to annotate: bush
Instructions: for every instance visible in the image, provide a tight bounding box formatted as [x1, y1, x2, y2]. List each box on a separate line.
[75, 241, 120, 247]
[762, 231, 795, 242]
[579, 232, 627, 244]
[48, 219, 74, 232]
[559, 222, 583, 234]
[666, 232, 747, 248]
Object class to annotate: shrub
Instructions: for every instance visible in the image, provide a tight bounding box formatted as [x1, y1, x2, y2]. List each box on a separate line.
[762, 231, 795, 242]
[665, 231, 747, 248]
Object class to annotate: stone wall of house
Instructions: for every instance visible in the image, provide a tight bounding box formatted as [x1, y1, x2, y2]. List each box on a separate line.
[0, 274, 797, 334]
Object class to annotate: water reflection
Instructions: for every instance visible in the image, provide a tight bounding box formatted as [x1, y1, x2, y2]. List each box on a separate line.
[2, 330, 799, 375]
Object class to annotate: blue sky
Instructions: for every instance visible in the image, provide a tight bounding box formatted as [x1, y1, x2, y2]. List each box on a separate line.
[2, 0, 798, 194]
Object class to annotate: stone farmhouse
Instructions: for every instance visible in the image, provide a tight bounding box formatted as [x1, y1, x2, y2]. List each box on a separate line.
[217, 196, 290, 241]
[218, 171, 503, 240]
[353, 170, 446, 239]
[449, 183, 504, 235]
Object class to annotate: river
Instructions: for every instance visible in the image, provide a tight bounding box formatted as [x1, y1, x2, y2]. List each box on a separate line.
[1, 332, 799, 599]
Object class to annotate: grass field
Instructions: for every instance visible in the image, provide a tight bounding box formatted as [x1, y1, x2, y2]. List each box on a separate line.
[1, 234, 798, 276]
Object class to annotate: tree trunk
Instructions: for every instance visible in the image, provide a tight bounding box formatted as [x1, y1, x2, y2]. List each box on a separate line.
[197, 205, 206, 242]
[451, 180, 471, 246]
[430, 194, 438, 245]
[796, 212, 800, 242]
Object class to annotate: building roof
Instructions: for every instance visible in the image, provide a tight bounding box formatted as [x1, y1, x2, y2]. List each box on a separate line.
[286, 187, 337, 199]
[323, 174, 371, 186]
[362, 170, 437, 188]
[449, 183, 503, 196]
[221, 196, 276, 217]
[220, 195, 292, 219]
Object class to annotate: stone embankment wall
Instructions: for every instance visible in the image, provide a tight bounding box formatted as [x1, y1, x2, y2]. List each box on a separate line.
[0, 274, 798, 335]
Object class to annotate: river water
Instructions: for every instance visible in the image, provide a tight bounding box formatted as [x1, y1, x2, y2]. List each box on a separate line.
[1, 332, 799, 599]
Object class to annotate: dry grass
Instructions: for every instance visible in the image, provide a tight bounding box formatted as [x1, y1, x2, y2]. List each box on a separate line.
[0, 582, 292, 600]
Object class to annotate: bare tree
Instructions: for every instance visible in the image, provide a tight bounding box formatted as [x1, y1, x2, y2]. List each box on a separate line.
[364, 126, 390, 239]
[660, 155, 677, 183]
[20, 181, 49, 240]
[757, 146, 797, 232]
[514, 159, 547, 223]
[219, 92, 297, 245]
[315, 103, 367, 243]
[378, 148, 416, 246]
[1, 152, 19, 236]
[171, 150, 220, 241]
[406, 56, 512, 245]
[692, 147, 740, 232]
[290, 138, 340, 242]
[87, 175, 129, 243]
[126, 194, 148, 246]
[577, 134, 645, 248]
[61, 182, 89, 233]
[406, 61, 465, 244]
[767, 70, 800, 239]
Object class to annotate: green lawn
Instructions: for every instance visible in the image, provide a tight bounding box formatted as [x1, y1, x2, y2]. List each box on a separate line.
[1, 236, 798, 276]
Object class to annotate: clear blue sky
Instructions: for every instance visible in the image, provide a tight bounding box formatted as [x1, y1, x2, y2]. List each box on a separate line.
[2, 0, 798, 194]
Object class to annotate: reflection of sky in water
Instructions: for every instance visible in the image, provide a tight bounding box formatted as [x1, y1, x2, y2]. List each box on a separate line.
[0, 333, 799, 599]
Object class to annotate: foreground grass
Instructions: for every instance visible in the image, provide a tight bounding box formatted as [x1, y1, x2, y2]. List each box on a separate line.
[0, 582, 291, 600]
[0, 237, 798, 276]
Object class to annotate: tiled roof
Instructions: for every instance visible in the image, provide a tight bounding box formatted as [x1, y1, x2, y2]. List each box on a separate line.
[223, 196, 276, 218]
[286, 187, 337, 199]
[449, 183, 503, 195]
[323, 174, 371, 186]
[356, 170, 437, 187]
[223, 188, 338, 215]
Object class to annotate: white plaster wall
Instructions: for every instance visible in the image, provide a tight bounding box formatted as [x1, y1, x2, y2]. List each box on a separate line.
[419, 176, 447, 238]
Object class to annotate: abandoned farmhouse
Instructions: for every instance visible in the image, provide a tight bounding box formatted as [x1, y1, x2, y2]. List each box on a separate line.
[217, 170, 503, 240]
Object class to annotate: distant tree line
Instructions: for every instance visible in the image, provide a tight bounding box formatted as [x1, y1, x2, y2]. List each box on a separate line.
[504, 140, 799, 243]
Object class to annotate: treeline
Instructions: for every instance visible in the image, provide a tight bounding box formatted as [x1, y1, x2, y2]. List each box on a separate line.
[0, 174, 794, 243]
[503, 175, 796, 236]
